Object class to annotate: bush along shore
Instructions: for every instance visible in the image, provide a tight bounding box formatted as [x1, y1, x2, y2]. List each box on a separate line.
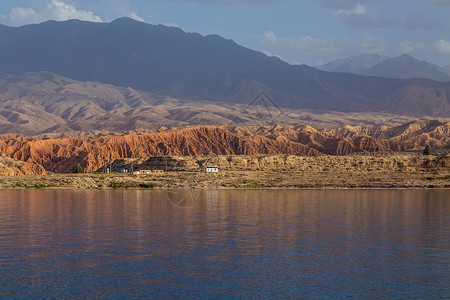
[1, 155, 449, 189]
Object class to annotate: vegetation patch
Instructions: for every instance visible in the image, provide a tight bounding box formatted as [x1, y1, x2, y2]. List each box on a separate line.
[240, 183, 268, 188]
[23, 184, 48, 189]
[109, 181, 136, 189]
[138, 182, 156, 189]
[108, 181, 155, 189]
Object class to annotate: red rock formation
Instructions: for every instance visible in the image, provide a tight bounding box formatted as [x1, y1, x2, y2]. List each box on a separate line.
[0, 156, 46, 176]
[0, 120, 449, 174]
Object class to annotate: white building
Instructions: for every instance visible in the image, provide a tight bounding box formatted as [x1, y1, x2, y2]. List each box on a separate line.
[206, 165, 219, 173]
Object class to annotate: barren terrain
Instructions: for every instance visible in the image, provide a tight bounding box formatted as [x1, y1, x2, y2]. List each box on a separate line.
[0, 120, 449, 174]
[1, 72, 449, 136]
[1, 154, 449, 189]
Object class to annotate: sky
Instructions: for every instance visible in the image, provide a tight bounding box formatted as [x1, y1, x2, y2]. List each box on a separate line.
[1, 0, 450, 67]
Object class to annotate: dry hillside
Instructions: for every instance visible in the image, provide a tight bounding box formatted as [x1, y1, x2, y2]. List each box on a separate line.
[0, 120, 449, 173]
[1, 72, 448, 136]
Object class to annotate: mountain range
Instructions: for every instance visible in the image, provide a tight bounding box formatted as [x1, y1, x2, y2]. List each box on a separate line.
[1, 71, 449, 136]
[317, 54, 390, 74]
[318, 54, 450, 82]
[1, 17, 450, 123]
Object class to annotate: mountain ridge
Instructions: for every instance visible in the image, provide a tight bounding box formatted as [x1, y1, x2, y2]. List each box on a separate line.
[317, 54, 390, 74]
[318, 54, 450, 82]
[362, 54, 450, 82]
[1, 18, 450, 117]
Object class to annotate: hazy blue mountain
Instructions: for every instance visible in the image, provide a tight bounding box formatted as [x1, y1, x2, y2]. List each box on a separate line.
[0, 18, 449, 115]
[319, 53, 450, 82]
[317, 54, 390, 74]
[442, 65, 450, 76]
[361, 54, 450, 82]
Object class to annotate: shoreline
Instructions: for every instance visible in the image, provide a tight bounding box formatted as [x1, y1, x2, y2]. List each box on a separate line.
[1, 187, 450, 191]
[1, 169, 449, 190]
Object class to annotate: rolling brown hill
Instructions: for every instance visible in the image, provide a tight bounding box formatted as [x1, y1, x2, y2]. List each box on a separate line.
[1, 72, 449, 136]
[373, 86, 450, 117]
[0, 120, 449, 173]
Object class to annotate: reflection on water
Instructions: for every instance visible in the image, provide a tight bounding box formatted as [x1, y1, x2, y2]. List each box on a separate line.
[0, 189, 449, 298]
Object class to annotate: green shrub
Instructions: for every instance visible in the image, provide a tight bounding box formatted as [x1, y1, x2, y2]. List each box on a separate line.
[109, 181, 134, 189]
[73, 164, 84, 173]
[139, 182, 156, 189]
[108, 181, 155, 189]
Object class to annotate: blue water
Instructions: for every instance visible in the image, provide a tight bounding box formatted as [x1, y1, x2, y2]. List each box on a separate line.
[0, 189, 449, 299]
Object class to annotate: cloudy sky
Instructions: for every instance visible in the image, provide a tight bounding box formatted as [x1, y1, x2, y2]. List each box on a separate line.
[1, 0, 449, 66]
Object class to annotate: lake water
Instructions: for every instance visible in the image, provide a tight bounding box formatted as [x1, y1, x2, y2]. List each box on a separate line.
[0, 189, 449, 299]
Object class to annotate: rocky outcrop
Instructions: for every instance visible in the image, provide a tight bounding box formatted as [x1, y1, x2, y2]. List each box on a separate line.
[0, 120, 449, 174]
[0, 155, 46, 176]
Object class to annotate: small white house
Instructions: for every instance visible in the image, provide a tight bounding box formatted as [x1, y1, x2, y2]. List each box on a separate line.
[206, 165, 219, 173]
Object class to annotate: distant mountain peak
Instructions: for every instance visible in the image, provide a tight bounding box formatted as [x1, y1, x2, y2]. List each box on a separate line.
[318, 53, 450, 82]
[111, 17, 144, 25]
[399, 53, 414, 59]
[317, 54, 390, 73]
[112, 16, 135, 22]
[397, 54, 420, 62]
[364, 54, 450, 81]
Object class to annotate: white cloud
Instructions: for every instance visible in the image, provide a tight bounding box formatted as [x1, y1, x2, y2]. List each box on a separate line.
[129, 13, 144, 22]
[434, 39, 450, 55]
[144, 0, 286, 5]
[261, 31, 332, 55]
[161, 22, 188, 31]
[360, 33, 388, 52]
[48, 0, 102, 22]
[9, 7, 41, 25]
[324, 1, 440, 30]
[259, 30, 387, 60]
[162, 22, 181, 27]
[6, 0, 102, 26]
[319, 1, 405, 29]
[319, 0, 389, 10]
[335, 4, 367, 16]
[262, 50, 283, 60]
[396, 39, 450, 57]
[332, 4, 399, 29]
[398, 40, 431, 54]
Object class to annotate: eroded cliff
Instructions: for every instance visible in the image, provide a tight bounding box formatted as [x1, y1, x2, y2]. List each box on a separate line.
[0, 120, 449, 173]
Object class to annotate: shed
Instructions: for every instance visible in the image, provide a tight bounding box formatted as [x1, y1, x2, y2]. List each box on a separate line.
[206, 165, 219, 173]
